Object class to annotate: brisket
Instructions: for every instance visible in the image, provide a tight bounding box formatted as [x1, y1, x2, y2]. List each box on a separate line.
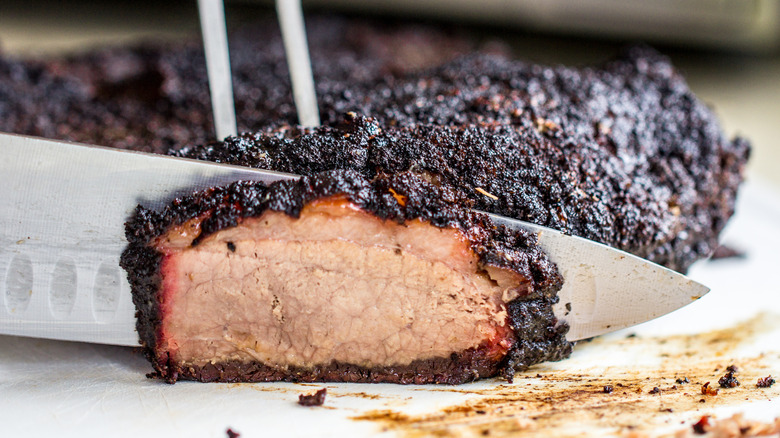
[120, 170, 570, 384]
[0, 15, 749, 382]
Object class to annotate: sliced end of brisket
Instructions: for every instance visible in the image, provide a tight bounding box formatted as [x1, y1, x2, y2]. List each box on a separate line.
[120, 170, 570, 384]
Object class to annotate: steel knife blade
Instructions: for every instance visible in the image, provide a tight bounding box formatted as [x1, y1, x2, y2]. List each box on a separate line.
[0, 133, 708, 345]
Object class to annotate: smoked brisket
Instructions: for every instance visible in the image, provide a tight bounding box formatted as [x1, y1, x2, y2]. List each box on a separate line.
[0, 16, 749, 382]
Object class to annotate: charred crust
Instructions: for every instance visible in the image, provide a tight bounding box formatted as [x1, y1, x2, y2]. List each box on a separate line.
[121, 170, 569, 383]
[154, 344, 507, 385]
[175, 47, 748, 274]
[502, 295, 572, 381]
[118, 242, 161, 354]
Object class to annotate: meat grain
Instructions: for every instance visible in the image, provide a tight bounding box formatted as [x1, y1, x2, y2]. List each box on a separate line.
[121, 171, 570, 384]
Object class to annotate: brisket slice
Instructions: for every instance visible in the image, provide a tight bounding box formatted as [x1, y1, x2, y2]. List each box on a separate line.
[121, 170, 570, 384]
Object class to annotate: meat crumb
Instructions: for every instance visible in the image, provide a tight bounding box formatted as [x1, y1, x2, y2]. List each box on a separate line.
[677, 414, 780, 437]
[226, 428, 240, 438]
[692, 416, 711, 434]
[298, 388, 327, 406]
[719, 368, 740, 388]
[701, 382, 719, 396]
[756, 375, 775, 388]
[710, 245, 746, 260]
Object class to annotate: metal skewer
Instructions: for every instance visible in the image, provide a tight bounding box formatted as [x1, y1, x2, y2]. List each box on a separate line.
[197, 0, 238, 140]
[276, 0, 321, 127]
[198, 0, 320, 136]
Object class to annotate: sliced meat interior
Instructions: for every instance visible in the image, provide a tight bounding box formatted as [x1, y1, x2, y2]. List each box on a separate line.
[121, 171, 570, 384]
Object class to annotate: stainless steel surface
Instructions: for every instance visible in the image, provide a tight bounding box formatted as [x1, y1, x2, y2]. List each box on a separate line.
[301, 0, 780, 52]
[276, 0, 320, 127]
[197, 0, 238, 140]
[488, 214, 709, 341]
[0, 132, 706, 345]
[0, 133, 295, 345]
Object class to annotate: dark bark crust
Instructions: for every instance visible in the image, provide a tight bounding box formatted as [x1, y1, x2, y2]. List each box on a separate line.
[121, 170, 570, 384]
[175, 46, 749, 273]
[158, 341, 559, 385]
[0, 17, 474, 153]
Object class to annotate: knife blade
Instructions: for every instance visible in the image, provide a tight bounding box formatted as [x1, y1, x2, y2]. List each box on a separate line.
[0, 132, 708, 345]
[489, 214, 708, 340]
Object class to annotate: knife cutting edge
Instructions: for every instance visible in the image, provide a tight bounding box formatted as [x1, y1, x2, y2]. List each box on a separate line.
[0, 133, 708, 345]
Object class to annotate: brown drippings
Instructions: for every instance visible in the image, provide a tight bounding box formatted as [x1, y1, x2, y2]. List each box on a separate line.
[335, 391, 383, 400]
[350, 314, 780, 437]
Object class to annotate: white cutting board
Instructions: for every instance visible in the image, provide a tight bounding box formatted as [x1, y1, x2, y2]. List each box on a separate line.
[1, 181, 779, 438]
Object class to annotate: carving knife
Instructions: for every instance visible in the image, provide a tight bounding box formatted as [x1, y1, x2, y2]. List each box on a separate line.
[0, 132, 709, 346]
